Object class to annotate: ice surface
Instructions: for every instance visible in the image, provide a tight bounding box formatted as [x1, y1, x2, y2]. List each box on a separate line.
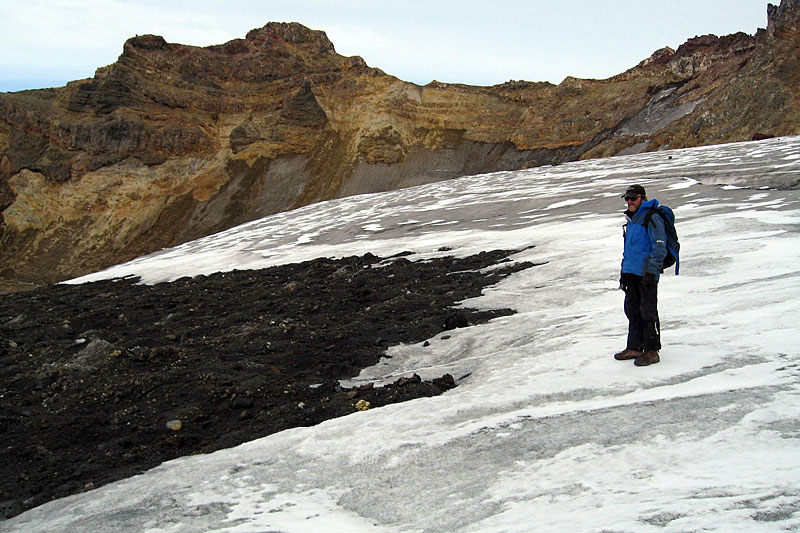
[7, 137, 800, 532]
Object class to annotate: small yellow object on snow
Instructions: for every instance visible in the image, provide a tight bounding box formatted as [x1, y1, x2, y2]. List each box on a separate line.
[166, 419, 182, 431]
[355, 399, 371, 411]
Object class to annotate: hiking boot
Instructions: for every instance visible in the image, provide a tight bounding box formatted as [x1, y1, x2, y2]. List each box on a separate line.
[634, 350, 660, 366]
[614, 348, 643, 360]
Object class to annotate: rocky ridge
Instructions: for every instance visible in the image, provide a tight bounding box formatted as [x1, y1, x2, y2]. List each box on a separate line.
[1, 3, 800, 287]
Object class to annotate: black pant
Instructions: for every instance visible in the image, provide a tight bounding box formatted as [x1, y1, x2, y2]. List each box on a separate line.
[623, 274, 661, 351]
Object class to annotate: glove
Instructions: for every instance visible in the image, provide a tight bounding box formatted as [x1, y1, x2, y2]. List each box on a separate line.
[619, 275, 628, 291]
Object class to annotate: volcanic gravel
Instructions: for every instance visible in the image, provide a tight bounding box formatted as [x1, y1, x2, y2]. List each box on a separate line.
[0, 249, 536, 518]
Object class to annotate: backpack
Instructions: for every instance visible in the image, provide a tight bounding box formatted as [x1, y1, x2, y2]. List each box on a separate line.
[644, 206, 680, 275]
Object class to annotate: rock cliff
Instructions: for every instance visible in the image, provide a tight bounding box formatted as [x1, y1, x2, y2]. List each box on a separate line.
[2, 4, 800, 287]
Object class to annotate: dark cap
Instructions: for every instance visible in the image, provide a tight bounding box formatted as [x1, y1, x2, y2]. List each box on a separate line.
[622, 184, 646, 198]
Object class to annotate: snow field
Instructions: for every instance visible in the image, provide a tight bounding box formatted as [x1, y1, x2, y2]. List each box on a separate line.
[8, 136, 800, 532]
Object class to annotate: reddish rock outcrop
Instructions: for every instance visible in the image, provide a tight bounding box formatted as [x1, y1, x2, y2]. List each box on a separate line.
[1, 4, 799, 286]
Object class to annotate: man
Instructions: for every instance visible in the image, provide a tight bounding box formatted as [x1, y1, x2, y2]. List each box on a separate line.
[615, 184, 667, 366]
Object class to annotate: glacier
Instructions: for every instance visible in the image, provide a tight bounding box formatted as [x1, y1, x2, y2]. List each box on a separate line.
[5, 136, 800, 532]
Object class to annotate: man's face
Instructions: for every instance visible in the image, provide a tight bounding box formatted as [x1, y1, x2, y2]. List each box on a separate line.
[625, 195, 644, 213]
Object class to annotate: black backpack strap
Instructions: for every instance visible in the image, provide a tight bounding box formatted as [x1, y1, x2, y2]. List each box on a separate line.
[642, 208, 657, 228]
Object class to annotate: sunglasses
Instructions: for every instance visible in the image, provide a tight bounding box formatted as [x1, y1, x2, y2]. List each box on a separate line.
[624, 195, 642, 201]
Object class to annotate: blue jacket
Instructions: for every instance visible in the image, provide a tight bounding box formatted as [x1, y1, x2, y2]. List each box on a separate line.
[621, 199, 668, 280]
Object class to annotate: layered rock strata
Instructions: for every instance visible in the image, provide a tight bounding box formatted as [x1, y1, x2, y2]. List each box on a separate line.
[2, 3, 800, 285]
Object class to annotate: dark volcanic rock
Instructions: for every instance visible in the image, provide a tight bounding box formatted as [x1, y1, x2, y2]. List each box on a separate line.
[0, 249, 536, 519]
[769, 0, 800, 36]
[281, 80, 328, 125]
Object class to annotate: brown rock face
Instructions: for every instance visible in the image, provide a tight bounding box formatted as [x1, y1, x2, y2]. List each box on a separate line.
[1, 6, 800, 286]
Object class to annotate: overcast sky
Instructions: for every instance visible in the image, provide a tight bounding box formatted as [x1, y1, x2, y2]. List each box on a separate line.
[0, 0, 770, 92]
